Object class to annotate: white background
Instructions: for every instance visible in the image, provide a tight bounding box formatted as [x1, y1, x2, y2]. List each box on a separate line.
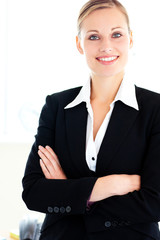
[1, 0, 160, 143]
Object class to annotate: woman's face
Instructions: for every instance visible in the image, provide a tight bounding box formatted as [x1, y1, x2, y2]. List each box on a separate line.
[76, 7, 133, 80]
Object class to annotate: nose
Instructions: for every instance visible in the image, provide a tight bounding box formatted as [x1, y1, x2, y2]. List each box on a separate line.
[100, 47, 112, 53]
[99, 38, 113, 53]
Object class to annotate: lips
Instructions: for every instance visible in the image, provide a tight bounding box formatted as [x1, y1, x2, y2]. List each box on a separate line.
[96, 55, 119, 64]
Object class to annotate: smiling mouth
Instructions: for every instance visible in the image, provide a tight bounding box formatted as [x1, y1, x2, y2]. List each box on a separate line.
[97, 56, 119, 62]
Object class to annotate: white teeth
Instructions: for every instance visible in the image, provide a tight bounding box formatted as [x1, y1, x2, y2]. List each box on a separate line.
[98, 56, 118, 62]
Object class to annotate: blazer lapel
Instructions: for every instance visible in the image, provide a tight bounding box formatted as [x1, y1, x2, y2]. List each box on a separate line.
[96, 100, 139, 175]
[65, 102, 92, 176]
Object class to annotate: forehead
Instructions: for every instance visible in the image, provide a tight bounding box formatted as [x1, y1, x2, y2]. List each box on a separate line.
[81, 7, 128, 33]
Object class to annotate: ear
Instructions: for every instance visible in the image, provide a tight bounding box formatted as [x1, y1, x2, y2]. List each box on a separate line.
[76, 36, 84, 54]
[129, 31, 133, 49]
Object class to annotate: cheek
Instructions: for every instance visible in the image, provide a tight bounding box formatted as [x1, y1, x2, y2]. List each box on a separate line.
[117, 46, 129, 65]
[83, 43, 94, 56]
[118, 39, 130, 55]
[83, 45, 96, 64]
[83, 39, 100, 56]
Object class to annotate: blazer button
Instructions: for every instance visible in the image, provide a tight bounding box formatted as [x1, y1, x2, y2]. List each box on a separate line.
[60, 207, 66, 213]
[66, 206, 71, 213]
[112, 221, 118, 227]
[54, 207, 59, 213]
[47, 207, 53, 213]
[118, 220, 125, 227]
[105, 221, 111, 228]
[125, 220, 131, 226]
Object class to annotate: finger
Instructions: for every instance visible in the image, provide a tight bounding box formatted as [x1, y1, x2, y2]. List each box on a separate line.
[38, 149, 62, 177]
[39, 146, 53, 160]
[39, 146, 61, 170]
[39, 146, 59, 166]
[45, 146, 60, 165]
[38, 149, 49, 163]
[40, 158, 66, 180]
[38, 150, 55, 172]
[40, 159, 51, 179]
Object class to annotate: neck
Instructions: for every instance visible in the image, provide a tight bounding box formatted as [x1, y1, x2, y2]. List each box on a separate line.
[90, 72, 124, 104]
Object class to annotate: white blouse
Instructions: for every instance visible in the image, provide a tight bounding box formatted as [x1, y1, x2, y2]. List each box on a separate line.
[65, 76, 139, 172]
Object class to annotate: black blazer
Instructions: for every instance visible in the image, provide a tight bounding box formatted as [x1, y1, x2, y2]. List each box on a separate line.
[22, 86, 160, 240]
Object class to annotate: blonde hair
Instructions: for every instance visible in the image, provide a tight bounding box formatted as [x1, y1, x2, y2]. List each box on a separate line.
[77, 0, 130, 37]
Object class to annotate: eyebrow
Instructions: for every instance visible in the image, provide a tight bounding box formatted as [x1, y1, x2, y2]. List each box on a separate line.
[86, 27, 124, 33]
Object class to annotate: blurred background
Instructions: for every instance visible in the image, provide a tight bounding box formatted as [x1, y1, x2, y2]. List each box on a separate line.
[0, 0, 160, 232]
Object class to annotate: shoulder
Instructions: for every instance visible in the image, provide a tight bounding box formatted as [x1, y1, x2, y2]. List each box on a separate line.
[46, 86, 82, 108]
[135, 86, 160, 131]
[135, 86, 160, 110]
[39, 86, 82, 122]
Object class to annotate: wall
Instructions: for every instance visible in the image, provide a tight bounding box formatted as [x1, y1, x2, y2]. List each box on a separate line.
[0, 143, 44, 231]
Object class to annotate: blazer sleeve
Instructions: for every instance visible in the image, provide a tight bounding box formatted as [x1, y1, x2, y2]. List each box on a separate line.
[85, 103, 160, 230]
[22, 95, 97, 215]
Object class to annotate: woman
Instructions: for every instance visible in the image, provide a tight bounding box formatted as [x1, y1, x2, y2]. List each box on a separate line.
[22, 0, 160, 239]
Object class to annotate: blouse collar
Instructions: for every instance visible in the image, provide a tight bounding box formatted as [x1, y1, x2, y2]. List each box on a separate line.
[65, 75, 139, 111]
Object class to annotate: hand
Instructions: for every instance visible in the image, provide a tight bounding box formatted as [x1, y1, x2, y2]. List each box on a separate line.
[90, 174, 141, 202]
[38, 145, 67, 180]
[112, 174, 141, 196]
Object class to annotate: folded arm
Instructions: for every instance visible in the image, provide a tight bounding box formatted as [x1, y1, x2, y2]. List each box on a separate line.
[38, 145, 141, 203]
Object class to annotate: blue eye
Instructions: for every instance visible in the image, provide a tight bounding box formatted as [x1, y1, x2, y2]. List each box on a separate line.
[112, 32, 122, 38]
[89, 35, 99, 40]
